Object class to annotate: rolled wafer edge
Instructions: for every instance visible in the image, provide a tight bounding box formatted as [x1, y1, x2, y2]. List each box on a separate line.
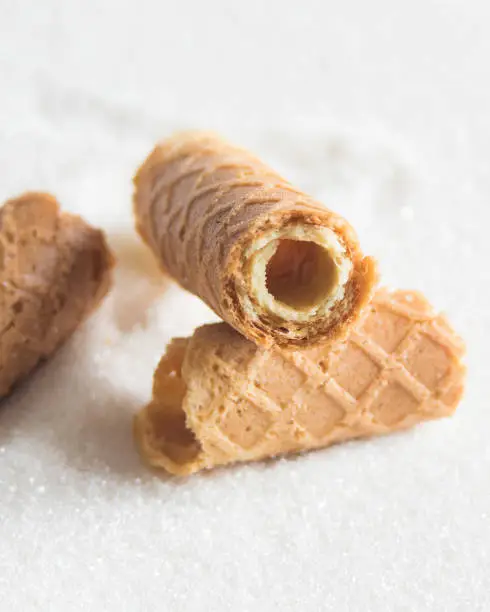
[0, 192, 114, 398]
[133, 131, 378, 349]
[134, 289, 466, 476]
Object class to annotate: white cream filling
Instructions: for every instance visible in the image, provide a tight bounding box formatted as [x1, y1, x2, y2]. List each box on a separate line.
[236, 225, 352, 326]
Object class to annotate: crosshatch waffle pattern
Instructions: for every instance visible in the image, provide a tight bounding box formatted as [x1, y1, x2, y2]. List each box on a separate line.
[190, 289, 466, 466]
[137, 289, 466, 475]
[133, 132, 375, 348]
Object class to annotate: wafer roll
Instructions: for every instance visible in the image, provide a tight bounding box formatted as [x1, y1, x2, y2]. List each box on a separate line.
[0, 192, 114, 397]
[134, 132, 377, 349]
[135, 289, 466, 475]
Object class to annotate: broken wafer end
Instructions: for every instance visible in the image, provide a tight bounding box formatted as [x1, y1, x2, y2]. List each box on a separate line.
[134, 338, 204, 476]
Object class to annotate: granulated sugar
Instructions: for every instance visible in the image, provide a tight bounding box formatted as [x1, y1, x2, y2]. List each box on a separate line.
[1, 1, 489, 610]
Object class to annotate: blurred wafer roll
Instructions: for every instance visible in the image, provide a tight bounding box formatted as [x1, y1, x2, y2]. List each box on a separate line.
[134, 132, 377, 349]
[0, 192, 114, 397]
[134, 289, 466, 475]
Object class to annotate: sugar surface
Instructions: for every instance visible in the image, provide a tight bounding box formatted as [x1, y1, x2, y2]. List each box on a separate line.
[1, 1, 490, 610]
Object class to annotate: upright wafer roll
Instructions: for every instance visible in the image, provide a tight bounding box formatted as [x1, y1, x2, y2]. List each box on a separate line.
[0, 192, 114, 397]
[134, 132, 377, 349]
[135, 289, 466, 475]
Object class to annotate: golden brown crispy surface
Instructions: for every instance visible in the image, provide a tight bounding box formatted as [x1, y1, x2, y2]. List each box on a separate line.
[133, 132, 376, 349]
[135, 289, 466, 476]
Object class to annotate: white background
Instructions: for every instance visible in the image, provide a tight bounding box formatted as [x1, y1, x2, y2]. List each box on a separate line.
[1, 1, 489, 610]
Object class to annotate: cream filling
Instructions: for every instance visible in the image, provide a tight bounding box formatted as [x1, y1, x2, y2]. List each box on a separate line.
[237, 225, 352, 326]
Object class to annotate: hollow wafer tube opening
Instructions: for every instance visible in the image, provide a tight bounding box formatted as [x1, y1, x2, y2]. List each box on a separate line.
[265, 240, 338, 310]
[241, 225, 352, 331]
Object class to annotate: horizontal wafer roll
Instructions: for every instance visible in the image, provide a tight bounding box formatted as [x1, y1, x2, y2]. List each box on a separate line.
[0, 192, 114, 398]
[134, 132, 377, 349]
[135, 289, 466, 475]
